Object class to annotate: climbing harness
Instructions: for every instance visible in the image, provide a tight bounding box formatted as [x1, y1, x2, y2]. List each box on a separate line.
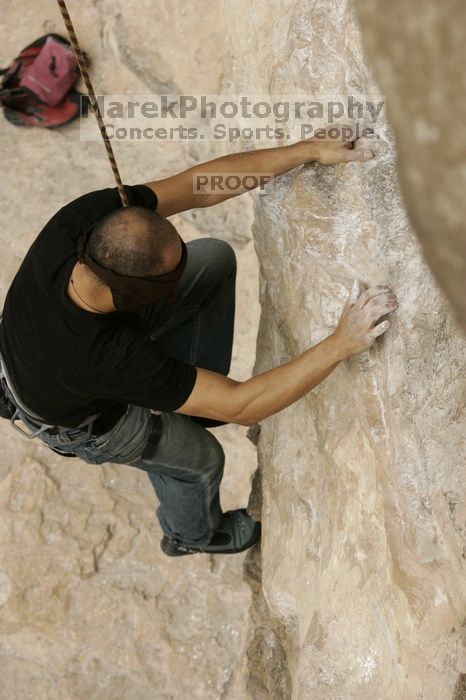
[56, 0, 129, 207]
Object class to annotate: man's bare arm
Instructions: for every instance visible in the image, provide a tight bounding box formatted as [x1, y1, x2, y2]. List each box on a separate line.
[144, 137, 373, 217]
[176, 284, 397, 426]
[176, 335, 343, 426]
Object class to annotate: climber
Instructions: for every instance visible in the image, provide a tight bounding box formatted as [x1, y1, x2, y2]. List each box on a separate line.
[0, 133, 398, 557]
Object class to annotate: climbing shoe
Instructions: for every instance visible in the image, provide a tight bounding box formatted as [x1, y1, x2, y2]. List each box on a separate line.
[160, 508, 261, 557]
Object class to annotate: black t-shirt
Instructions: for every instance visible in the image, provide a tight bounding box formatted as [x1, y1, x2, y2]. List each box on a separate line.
[0, 185, 197, 430]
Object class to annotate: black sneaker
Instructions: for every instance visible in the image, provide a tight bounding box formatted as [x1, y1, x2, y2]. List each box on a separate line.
[160, 508, 261, 557]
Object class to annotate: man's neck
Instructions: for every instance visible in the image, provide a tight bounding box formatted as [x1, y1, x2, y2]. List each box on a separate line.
[67, 262, 115, 314]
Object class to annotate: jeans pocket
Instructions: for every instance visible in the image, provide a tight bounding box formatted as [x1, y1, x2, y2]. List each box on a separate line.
[86, 406, 151, 464]
[90, 406, 131, 453]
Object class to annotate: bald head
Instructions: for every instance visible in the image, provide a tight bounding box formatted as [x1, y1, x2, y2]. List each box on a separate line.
[87, 206, 181, 279]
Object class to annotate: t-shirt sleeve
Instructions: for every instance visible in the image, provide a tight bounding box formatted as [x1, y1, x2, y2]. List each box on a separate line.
[100, 340, 198, 412]
[68, 184, 158, 217]
[46, 184, 158, 241]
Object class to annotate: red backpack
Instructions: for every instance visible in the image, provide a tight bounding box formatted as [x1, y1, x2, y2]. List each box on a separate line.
[0, 33, 89, 127]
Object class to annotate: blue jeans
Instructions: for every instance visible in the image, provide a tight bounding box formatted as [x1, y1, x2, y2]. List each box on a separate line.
[26, 238, 237, 547]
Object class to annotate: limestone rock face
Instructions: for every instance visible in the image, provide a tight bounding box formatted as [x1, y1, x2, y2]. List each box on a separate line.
[216, 0, 466, 698]
[353, 0, 466, 333]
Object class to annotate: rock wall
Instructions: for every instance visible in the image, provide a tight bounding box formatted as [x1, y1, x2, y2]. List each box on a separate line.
[354, 0, 466, 333]
[218, 1, 466, 698]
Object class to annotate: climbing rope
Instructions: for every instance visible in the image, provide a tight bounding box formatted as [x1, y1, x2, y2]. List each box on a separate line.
[56, 0, 129, 207]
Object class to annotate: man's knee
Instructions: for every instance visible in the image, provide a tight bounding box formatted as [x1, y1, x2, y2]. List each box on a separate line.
[201, 426, 226, 470]
[214, 239, 237, 275]
[192, 238, 237, 277]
